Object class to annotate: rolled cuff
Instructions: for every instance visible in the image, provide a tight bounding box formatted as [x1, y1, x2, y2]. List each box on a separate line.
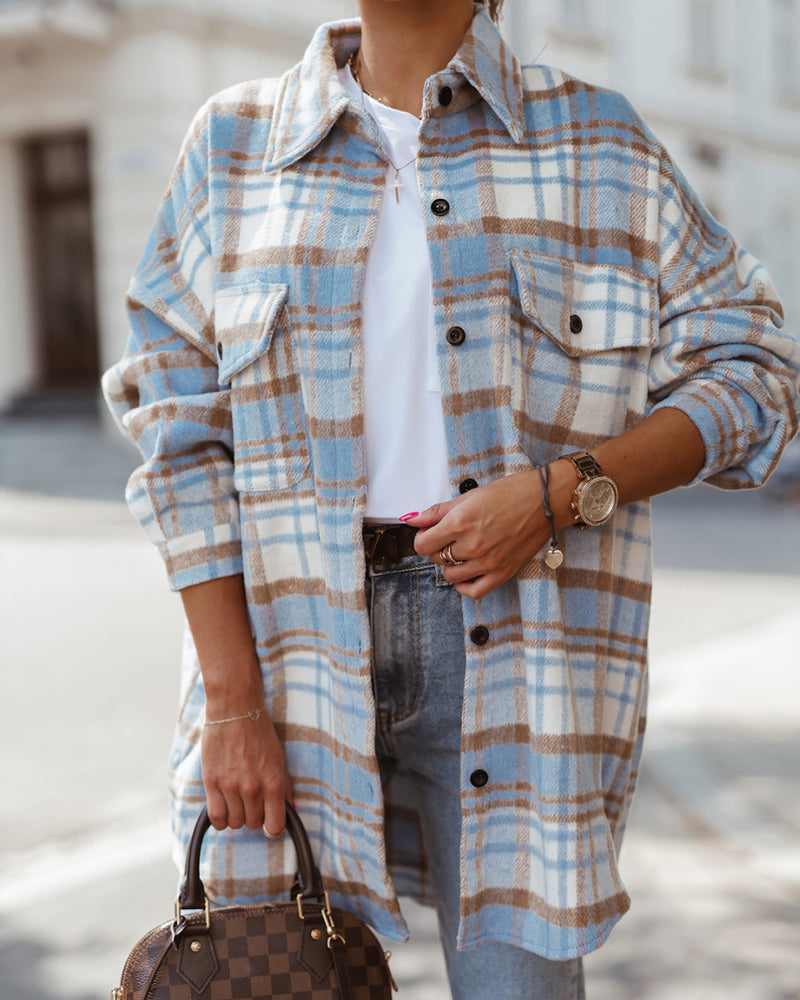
[159, 524, 244, 591]
[650, 381, 786, 490]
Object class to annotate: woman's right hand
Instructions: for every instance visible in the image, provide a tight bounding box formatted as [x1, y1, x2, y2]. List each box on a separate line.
[201, 706, 292, 836]
[179, 573, 293, 838]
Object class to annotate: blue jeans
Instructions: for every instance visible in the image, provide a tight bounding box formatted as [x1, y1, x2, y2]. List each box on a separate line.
[366, 552, 586, 1000]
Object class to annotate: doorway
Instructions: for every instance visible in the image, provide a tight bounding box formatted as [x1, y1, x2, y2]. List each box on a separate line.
[25, 130, 99, 390]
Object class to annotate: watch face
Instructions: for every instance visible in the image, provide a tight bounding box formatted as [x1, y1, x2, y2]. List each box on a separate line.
[577, 477, 618, 525]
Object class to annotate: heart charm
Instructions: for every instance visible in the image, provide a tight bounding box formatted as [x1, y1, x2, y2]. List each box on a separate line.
[544, 545, 564, 569]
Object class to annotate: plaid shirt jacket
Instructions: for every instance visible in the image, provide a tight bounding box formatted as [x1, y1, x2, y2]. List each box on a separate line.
[103, 9, 799, 959]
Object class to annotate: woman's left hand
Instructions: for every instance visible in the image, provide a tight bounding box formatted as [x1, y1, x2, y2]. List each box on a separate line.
[406, 469, 557, 599]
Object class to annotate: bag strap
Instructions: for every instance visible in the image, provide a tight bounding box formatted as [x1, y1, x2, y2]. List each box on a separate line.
[179, 801, 325, 910]
[329, 934, 355, 1000]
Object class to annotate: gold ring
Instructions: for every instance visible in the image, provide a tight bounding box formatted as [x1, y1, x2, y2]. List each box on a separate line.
[439, 543, 463, 566]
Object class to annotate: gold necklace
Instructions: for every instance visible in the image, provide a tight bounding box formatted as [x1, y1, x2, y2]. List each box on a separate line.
[348, 49, 416, 204]
[348, 49, 389, 107]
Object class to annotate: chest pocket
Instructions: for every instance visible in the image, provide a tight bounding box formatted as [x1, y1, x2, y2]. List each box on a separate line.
[510, 250, 657, 358]
[216, 283, 310, 494]
[508, 251, 659, 442]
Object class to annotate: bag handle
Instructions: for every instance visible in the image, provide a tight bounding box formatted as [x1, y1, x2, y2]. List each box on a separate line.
[179, 801, 325, 911]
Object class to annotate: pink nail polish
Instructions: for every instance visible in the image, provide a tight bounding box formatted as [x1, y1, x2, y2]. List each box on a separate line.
[399, 511, 419, 522]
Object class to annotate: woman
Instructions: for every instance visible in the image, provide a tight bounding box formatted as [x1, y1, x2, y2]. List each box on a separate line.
[103, 1, 799, 997]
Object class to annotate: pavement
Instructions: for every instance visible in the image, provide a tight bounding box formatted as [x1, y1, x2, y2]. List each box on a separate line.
[1, 413, 799, 1000]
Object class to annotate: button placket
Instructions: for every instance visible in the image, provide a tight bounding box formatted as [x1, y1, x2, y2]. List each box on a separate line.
[446, 326, 466, 346]
[470, 625, 490, 646]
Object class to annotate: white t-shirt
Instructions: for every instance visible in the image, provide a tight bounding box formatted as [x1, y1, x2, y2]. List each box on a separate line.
[339, 64, 450, 520]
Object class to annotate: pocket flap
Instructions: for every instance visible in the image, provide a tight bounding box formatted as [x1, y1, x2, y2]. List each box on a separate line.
[511, 251, 657, 356]
[215, 283, 289, 383]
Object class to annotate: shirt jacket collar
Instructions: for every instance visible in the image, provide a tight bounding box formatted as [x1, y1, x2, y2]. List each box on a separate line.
[263, 5, 526, 173]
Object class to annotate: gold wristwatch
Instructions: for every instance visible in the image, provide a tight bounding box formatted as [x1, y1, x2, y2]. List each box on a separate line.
[561, 451, 619, 529]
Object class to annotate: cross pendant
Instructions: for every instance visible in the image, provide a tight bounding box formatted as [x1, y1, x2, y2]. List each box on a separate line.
[390, 170, 403, 203]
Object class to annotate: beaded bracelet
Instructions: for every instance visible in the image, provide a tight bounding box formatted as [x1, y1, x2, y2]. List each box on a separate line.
[537, 465, 565, 569]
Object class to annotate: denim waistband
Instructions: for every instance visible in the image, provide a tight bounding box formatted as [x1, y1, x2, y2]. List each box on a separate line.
[365, 550, 439, 579]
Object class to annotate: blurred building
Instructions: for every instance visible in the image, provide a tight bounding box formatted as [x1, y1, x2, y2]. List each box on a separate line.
[0, 0, 352, 413]
[0, 0, 798, 413]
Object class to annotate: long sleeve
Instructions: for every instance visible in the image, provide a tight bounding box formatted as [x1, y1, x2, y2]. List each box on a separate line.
[102, 104, 242, 590]
[648, 148, 800, 488]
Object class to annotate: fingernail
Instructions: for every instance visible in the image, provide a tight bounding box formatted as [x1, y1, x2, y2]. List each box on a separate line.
[398, 512, 419, 522]
[263, 826, 283, 840]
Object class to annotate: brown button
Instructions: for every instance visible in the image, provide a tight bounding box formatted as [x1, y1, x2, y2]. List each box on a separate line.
[470, 625, 490, 646]
[459, 478, 479, 494]
[431, 198, 450, 216]
[446, 326, 466, 346]
[470, 769, 489, 788]
[438, 86, 453, 106]
[569, 314, 583, 334]
[216, 341, 223, 358]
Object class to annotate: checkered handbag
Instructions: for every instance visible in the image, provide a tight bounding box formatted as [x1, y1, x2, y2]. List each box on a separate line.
[112, 803, 397, 1000]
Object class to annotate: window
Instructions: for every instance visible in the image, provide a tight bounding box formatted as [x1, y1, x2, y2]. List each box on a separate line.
[689, 0, 725, 77]
[773, 0, 800, 100]
[692, 142, 723, 170]
[689, 142, 726, 225]
[553, 0, 604, 41]
[558, 0, 590, 30]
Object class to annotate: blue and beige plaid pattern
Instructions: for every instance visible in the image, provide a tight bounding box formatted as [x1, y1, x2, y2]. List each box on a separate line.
[103, 9, 800, 960]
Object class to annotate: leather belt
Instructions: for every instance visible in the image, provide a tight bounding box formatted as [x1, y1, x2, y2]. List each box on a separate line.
[363, 523, 419, 565]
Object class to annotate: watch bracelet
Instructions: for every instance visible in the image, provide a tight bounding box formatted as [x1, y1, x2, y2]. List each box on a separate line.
[561, 450, 604, 480]
[560, 450, 618, 529]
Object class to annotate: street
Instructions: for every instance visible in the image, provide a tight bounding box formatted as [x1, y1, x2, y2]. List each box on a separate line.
[1, 415, 798, 1000]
